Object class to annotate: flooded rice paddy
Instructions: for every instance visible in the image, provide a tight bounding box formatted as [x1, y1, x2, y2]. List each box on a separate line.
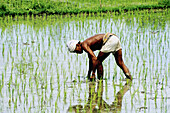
[0, 10, 170, 113]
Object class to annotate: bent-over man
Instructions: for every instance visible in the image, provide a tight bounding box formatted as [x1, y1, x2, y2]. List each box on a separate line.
[67, 33, 132, 81]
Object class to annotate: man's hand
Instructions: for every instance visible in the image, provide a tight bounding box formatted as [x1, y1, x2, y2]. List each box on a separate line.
[91, 57, 98, 76]
[125, 73, 132, 80]
[90, 72, 96, 81]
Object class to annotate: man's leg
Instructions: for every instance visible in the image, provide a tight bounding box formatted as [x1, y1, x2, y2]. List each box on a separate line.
[114, 49, 132, 80]
[97, 51, 110, 80]
[87, 54, 93, 79]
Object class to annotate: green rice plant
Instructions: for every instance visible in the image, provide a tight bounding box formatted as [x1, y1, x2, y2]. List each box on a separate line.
[144, 93, 147, 107]
[0, 81, 2, 96]
[57, 86, 60, 100]
[14, 98, 18, 112]
[26, 93, 29, 105]
[29, 74, 32, 88]
[18, 91, 21, 103]
[12, 88, 15, 103]
[161, 78, 164, 90]
[32, 94, 35, 107]
[41, 94, 44, 109]
[44, 81, 48, 94]
[131, 89, 138, 109]
[55, 100, 58, 113]
[105, 80, 108, 99]
[51, 48, 53, 60]
[1, 72, 4, 87]
[2, 43, 5, 57]
[154, 90, 158, 108]
[63, 81, 67, 103]
[8, 74, 12, 93]
[144, 67, 148, 80]
[28, 103, 31, 113]
[50, 76, 53, 90]
[150, 81, 153, 94]
[165, 73, 168, 87]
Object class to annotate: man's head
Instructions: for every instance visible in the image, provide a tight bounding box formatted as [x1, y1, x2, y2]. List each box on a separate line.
[67, 40, 83, 54]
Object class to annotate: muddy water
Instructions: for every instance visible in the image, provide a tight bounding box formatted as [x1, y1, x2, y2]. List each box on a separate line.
[0, 11, 169, 113]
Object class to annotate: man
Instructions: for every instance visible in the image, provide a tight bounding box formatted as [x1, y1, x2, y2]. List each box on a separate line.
[67, 33, 132, 81]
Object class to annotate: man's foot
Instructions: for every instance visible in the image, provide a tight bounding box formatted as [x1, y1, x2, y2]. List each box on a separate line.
[125, 73, 132, 80]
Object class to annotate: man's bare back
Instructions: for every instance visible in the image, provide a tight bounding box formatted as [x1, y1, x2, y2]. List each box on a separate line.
[81, 34, 104, 51]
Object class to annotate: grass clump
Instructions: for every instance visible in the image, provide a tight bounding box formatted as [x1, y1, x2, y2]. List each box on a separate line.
[0, 0, 169, 17]
[158, 0, 170, 7]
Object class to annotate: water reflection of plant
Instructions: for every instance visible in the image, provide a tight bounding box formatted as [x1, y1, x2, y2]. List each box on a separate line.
[67, 80, 132, 113]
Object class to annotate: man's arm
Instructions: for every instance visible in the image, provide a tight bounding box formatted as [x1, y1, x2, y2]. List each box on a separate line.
[82, 43, 98, 78]
[87, 54, 92, 79]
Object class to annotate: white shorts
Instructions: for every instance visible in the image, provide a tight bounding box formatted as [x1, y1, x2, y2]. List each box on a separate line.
[100, 35, 122, 54]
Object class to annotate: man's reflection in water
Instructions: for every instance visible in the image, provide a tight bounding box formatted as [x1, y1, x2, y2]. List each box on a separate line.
[67, 80, 132, 113]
